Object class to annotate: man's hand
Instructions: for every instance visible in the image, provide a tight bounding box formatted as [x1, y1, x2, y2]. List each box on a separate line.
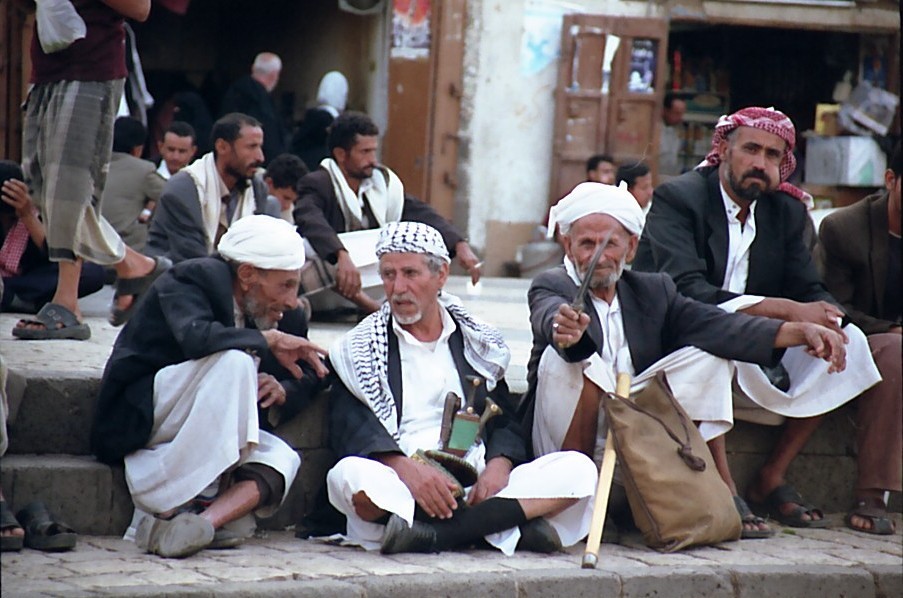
[454, 241, 482, 285]
[1, 179, 35, 219]
[257, 373, 286, 408]
[775, 321, 847, 374]
[380, 454, 459, 519]
[467, 456, 512, 506]
[788, 300, 847, 337]
[334, 250, 362, 299]
[552, 302, 590, 349]
[260, 330, 329, 379]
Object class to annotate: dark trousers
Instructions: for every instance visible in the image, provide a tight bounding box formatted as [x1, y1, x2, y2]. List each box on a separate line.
[1, 262, 105, 313]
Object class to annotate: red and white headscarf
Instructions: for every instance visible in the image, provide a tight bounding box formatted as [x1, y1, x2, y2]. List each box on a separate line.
[697, 106, 812, 205]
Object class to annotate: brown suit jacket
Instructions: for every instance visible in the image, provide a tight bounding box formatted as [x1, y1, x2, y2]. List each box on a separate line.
[816, 190, 898, 334]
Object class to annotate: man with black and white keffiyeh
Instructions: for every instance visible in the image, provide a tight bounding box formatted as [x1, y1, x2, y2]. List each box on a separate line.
[326, 221, 596, 555]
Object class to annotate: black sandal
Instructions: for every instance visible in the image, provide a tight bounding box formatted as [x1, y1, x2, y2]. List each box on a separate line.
[109, 256, 172, 326]
[734, 495, 774, 539]
[1, 500, 24, 552]
[16, 501, 77, 552]
[845, 498, 896, 536]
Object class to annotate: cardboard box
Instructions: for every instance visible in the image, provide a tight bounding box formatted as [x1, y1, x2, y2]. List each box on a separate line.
[804, 136, 886, 187]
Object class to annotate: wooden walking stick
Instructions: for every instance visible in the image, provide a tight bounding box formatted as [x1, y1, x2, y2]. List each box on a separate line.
[581, 371, 631, 569]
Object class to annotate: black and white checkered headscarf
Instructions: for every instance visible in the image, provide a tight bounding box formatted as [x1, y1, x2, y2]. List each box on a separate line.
[376, 221, 450, 263]
[330, 294, 510, 440]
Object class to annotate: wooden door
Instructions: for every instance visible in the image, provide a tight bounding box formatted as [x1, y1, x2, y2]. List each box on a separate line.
[549, 14, 669, 206]
[382, 0, 465, 221]
[1, 0, 33, 161]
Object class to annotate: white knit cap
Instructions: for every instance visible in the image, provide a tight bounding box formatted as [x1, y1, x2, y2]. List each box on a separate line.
[548, 182, 646, 238]
[217, 215, 305, 270]
[375, 221, 450, 263]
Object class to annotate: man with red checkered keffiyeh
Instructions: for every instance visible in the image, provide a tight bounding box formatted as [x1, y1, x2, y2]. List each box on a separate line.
[635, 106, 895, 538]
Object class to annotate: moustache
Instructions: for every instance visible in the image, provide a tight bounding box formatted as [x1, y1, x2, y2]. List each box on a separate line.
[742, 169, 771, 185]
[391, 292, 416, 303]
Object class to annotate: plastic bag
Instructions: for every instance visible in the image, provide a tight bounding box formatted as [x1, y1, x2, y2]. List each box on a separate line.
[35, 0, 86, 54]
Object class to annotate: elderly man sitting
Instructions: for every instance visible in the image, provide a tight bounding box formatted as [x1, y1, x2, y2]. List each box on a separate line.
[91, 215, 328, 558]
[326, 222, 597, 555]
[522, 183, 848, 539]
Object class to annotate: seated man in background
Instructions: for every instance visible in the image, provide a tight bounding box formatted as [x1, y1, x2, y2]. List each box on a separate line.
[326, 222, 596, 555]
[146, 113, 280, 264]
[101, 117, 164, 252]
[155, 121, 198, 181]
[264, 153, 308, 223]
[586, 154, 617, 185]
[523, 182, 847, 539]
[293, 111, 481, 315]
[816, 141, 901, 535]
[615, 162, 654, 214]
[634, 106, 885, 530]
[91, 216, 328, 558]
[2, 161, 103, 318]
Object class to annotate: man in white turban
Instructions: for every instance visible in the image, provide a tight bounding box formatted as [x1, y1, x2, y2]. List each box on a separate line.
[92, 215, 329, 558]
[522, 182, 848, 539]
[325, 221, 598, 555]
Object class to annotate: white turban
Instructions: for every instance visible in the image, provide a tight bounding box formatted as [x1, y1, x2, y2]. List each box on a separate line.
[217, 215, 305, 270]
[375, 221, 450, 263]
[548, 182, 645, 238]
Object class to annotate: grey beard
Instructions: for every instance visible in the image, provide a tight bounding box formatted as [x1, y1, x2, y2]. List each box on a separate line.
[240, 294, 277, 330]
[588, 258, 626, 291]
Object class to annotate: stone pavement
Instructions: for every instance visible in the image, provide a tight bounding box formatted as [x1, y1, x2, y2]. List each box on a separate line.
[1, 515, 901, 598]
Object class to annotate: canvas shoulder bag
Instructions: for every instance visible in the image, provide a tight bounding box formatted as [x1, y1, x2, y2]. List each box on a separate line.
[602, 371, 741, 552]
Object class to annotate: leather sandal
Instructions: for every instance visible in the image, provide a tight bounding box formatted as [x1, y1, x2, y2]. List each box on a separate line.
[750, 484, 827, 529]
[1, 500, 24, 552]
[845, 498, 896, 536]
[15, 501, 77, 552]
[12, 303, 90, 341]
[109, 256, 172, 326]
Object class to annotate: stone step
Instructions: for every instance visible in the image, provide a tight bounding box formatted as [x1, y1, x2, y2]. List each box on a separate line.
[5, 366, 898, 516]
[0, 450, 335, 537]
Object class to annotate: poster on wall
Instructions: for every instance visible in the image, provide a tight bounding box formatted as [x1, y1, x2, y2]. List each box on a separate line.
[391, 0, 431, 59]
[627, 39, 657, 94]
[521, 1, 569, 76]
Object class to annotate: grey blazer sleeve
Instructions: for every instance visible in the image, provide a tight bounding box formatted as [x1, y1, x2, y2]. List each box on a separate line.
[146, 174, 209, 263]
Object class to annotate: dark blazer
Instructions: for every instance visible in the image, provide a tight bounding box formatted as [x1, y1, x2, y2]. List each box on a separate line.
[329, 314, 529, 466]
[219, 75, 287, 164]
[521, 267, 783, 441]
[146, 169, 278, 264]
[816, 190, 898, 334]
[91, 256, 326, 464]
[293, 169, 465, 263]
[634, 167, 839, 309]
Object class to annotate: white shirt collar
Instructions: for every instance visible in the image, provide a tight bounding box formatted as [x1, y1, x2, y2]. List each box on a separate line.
[392, 304, 457, 350]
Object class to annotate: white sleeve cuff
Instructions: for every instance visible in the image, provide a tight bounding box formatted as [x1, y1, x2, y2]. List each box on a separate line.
[718, 294, 765, 313]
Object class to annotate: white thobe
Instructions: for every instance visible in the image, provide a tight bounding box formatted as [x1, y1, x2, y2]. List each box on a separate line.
[123, 349, 300, 517]
[327, 309, 596, 555]
[717, 185, 881, 423]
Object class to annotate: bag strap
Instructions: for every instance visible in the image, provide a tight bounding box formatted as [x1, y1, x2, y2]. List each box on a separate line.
[604, 387, 707, 472]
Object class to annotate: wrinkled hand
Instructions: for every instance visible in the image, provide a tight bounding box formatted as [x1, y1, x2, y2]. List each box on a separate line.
[1, 179, 35, 219]
[257, 373, 286, 408]
[261, 330, 329, 379]
[455, 241, 482, 285]
[384, 455, 459, 519]
[467, 456, 512, 506]
[334, 250, 362, 299]
[798, 322, 847, 373]
[552, 302, 590, 349]
[790, 300, 847, 338]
